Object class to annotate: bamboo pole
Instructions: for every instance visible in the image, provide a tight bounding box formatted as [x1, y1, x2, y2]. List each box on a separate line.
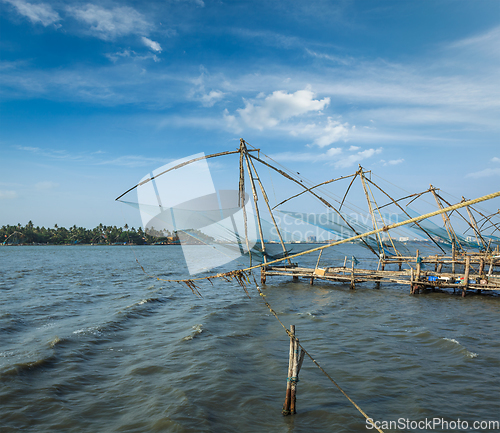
[239, 140, 252, 268]
[350, 257, 355, 290]
[246, 151, 291, 266]
[479, 258, 485, 276]
[360, 167, 384, 254]
[115, 148, 259, 201]
[243, 146, 268, 284]
[430, 185, 460, 249]
[410, 267, 414, 294]
[463, 196, 487, 249]
[290, 336, 299, 414]
[452, 242, 456, 274]
[416, 250, 421, 281]
[462, 256, 471, 297]
[283, 325, 295, 416]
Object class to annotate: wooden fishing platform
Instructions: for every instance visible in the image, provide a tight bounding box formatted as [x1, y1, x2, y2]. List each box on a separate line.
[263, 250, 500, 297]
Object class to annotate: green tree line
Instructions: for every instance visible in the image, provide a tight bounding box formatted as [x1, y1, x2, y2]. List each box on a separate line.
[1, 221, 181, 245]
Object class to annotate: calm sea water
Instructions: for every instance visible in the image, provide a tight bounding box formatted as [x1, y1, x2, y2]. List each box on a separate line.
[1, 245, 499, 432]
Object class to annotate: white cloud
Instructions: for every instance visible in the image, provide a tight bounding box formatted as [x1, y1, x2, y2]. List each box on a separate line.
[313, 117, 350, 147]
[381, 158, 404, 166]
[226, 89, 330, 131]
[141, 36, 162, 52]
[269, 146, 381, 169]
[67, 4, 151, 40]
[334, 147, 383, 169]
[200, 90, 224, 107]
[466, 168, 500, 178]
[4, 0, 60, 26]
[189, 68, 225, 107]
[35, 181, 59, 190]
[492, 157, 500, 163]
[0, 190, 18, 199]
[269, 148, 341, 163]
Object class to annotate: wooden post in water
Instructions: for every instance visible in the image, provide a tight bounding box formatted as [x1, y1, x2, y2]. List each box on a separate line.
[282, 325, 303, 416]
[410, 267, 414, 294]
[350, 257, 355, 290]
[282, 325, 295, 415]
[415, 249, 421, 282]
[289, 336, 299, 414]
[462, 256, 470, 298]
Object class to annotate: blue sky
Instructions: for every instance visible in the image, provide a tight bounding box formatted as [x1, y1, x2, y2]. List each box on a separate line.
[1, 0, 499, 229]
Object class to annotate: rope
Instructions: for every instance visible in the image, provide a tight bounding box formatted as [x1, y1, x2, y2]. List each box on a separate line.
[253, 279, 384, 433]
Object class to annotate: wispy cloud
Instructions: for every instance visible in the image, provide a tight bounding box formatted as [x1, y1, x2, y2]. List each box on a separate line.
[0, 190, 18, 199]
[448, 25, 500, 53]
[269, 146, 383, 169]
[15, 144, 171, 168]
[189, 67, 225, 107]
[16, 145, 85, 161]
[466, 168, 500, 179]
[3, 0, 61, 27]
[35, 181, 59, 190]
[381, 158, 404, 166]
[96, 155, 172, 168]
[66, 4, 152, 41]
[334, 147, 383, 169]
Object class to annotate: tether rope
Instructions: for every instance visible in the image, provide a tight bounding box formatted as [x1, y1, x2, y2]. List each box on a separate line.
[251, 275, 384, 432]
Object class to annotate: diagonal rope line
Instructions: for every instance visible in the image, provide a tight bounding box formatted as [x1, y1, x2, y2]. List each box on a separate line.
[251, 275, 385, 433]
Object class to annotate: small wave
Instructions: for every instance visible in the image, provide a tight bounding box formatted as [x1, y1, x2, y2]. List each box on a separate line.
[73, 326, 102, 336]
[125, 297, 165, 309]
[443, 338, 478, 358]
[49, 336, 64, 348]
[182, 324, 203, 341]
[2, 354, 57, 377]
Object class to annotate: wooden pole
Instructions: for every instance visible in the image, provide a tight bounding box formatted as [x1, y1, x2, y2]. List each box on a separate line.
[242, 145, 267, 284]
[452, 242, 456, 274]
[351, 257, 355, 288]
[282, 325, 295, 415]
[410, 267, 414, 294]
[415, 249, 421, 281]
[246, 150, 291, 266]
[238, 140, 252, 269]
[479, 258, 485, 276]
[462, 256, 470, 297]
[290, 336, 299, 414]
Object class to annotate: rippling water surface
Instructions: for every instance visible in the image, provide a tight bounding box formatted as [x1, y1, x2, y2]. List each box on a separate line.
[1, 245, 499, 432]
